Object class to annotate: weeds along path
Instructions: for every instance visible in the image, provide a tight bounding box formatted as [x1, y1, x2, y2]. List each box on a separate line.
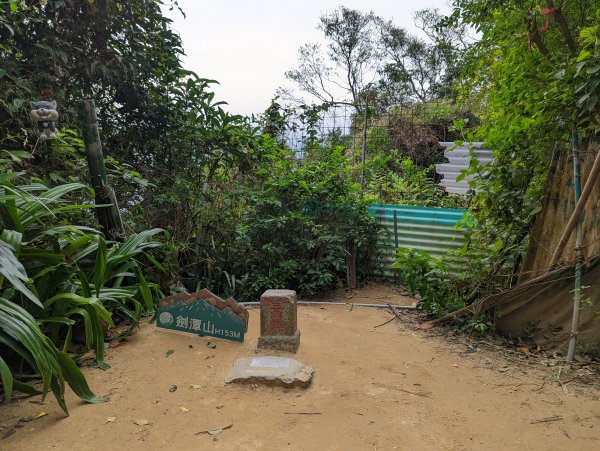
[1, 285, 599, 450]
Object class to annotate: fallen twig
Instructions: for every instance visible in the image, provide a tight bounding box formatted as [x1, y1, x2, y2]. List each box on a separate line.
[530, 415, 562, 424]
[558, 375, 581, 385]
[543, 388, 565, 405]
[284, 412, 322, 415]
[512, 382, 540, 390]
[374, 304, 405, 329]
[372, 382, 432, 398]
[374, 316, 396, 329]
[560, 427, 571, 439]
[387, 304, 403, 321]
[2, 412, 47, 439]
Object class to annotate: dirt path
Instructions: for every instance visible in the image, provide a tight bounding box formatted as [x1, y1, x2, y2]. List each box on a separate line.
[1, 285, 599, 450]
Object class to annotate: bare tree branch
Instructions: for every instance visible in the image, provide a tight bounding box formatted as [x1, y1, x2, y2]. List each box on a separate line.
[546, 1, 578, 56]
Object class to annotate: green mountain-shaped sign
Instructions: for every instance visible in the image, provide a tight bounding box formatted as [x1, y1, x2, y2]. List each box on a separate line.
[157, 298, 245, 342]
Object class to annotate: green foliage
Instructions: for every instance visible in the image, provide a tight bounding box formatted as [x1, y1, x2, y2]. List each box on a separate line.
[575, 12, 600, 127]
[445, 1, 600, 300]
[378, 9, 470, 104]
[172, 141, 380, 300]
[0, 166, 163, 412]
[365, 156, 463, 208]
[391, 248, 465, 317]
[0, 298, 105, 415]
[390, 243, 492, 332]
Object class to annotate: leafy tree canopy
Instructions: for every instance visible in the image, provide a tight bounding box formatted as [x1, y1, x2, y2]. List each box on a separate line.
[281, 6, 470, 112]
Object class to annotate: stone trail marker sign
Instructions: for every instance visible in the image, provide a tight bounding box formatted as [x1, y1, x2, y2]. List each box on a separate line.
[257, 289, 300, 353]
[157, 289, 248, 343]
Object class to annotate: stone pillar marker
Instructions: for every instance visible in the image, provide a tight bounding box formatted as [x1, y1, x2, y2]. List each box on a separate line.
[257, 289, 300, 353]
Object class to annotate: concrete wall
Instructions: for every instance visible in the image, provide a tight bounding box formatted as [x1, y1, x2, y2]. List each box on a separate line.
[520, 142, 600, 277]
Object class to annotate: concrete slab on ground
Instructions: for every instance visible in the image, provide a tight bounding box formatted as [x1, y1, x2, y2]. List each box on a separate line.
[225, 356, 313, 387]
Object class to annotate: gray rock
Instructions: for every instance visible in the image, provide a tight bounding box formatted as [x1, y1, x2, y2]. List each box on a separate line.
[225, 356, 313, 387]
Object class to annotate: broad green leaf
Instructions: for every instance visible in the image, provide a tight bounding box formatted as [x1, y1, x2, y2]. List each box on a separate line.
[61, 235, 95, 257]
[13, 380, 42, 396]
[0, 355, 13, 403]
[57, 352, 106, 404]
[1, 230, 22, 256]
[134, 265, 154, 311]
[93, 236, 107, 295]
[0, 240, 42, 307]
[44, 293, 113, 328]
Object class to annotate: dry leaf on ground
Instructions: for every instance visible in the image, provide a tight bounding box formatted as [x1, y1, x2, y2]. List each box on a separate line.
[195, 423, 233, 436]
[132, 419, 150, 426]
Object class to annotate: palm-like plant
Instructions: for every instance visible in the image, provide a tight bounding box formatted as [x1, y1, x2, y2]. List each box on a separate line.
[0, 172, 163, 414]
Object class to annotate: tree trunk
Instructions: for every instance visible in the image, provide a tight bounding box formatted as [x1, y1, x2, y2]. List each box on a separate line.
[76, 100, 124, 240]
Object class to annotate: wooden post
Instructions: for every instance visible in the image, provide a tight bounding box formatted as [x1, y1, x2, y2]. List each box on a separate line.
[346, 238, 357, 289]
[76, 100, 124, 240]
[360, 100, 368, 188]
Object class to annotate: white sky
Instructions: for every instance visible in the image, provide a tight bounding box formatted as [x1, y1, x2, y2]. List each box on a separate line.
[163, 1, 451, 116]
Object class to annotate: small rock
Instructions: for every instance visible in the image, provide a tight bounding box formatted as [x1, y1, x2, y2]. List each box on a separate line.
[216, 404, 224, 410]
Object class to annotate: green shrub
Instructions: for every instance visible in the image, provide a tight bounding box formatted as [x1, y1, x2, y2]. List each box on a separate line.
[0, 168, 163, 413]
[365, 157, 464, 208]
[391, 248, 465, 317]
[182, 143, 381, 300]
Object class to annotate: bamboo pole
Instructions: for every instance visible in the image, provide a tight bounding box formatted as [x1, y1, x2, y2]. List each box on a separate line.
[76, 100, 124, 240]
[566, 129, 584, 362]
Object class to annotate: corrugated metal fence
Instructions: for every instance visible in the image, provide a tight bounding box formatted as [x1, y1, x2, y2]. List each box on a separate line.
[368, 204, 469, 279]
[435, 142, 494, 195]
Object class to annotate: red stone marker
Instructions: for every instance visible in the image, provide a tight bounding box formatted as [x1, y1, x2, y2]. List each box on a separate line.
[257, 289, 300, 353]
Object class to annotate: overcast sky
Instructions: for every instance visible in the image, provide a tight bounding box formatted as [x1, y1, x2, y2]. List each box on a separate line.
[163, 1, 451, 116]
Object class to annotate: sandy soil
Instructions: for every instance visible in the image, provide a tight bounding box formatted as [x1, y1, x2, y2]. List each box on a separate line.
[1, 284, 599, 450]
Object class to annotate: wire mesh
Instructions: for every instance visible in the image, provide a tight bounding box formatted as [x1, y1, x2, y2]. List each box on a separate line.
[281, 101, 468, 161]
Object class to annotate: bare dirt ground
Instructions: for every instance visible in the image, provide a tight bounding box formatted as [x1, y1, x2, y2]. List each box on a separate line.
[1, 283, 599, 450]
